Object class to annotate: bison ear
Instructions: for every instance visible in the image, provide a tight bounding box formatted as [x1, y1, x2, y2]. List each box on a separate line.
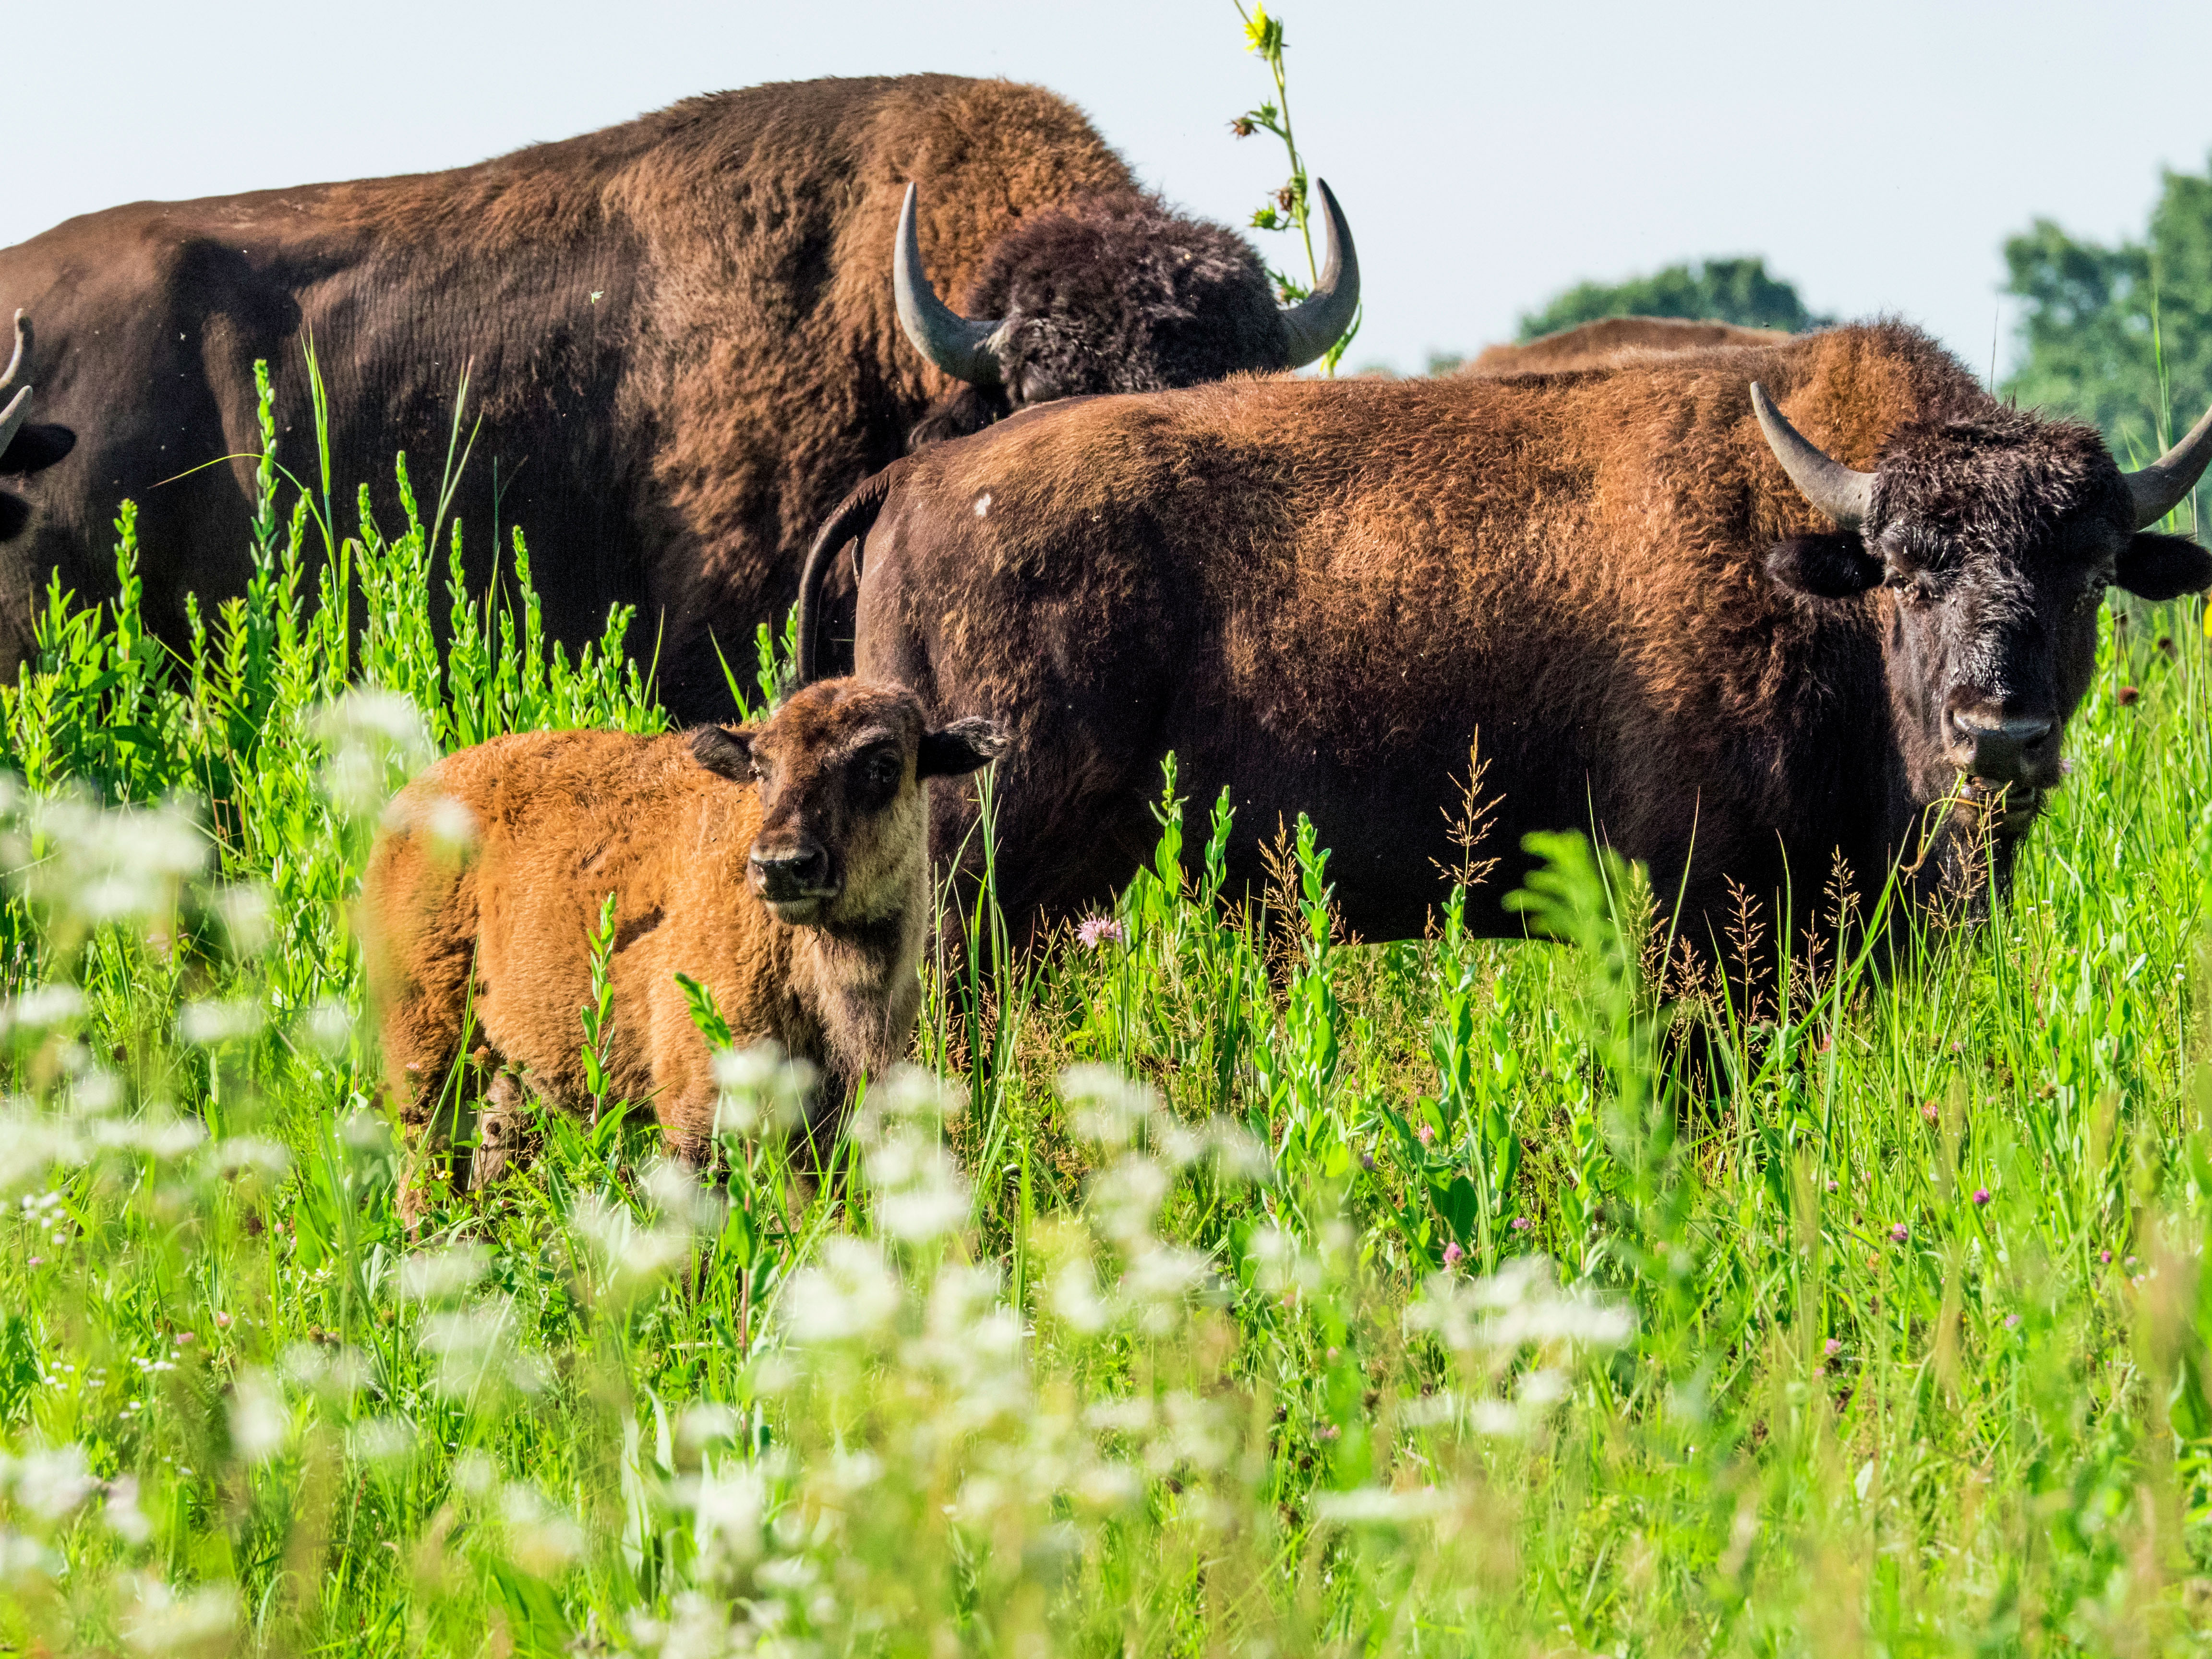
[1765, 533, 1883, 599]
[2115, 531, 2212, 601]
[689, 724, 756, 782]
[917, 717, 1010, 779]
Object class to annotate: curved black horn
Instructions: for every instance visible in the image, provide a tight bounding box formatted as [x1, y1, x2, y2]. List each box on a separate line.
[1279, 179, 1361, 369]
[0, 313, 30, 457]
[2124, 400, 2212, 528]
[1750, 382, 1874, 530]
[892, 184, 1005, 388]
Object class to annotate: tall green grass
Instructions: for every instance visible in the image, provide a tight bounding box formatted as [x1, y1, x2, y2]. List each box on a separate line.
[0, 356, 2209, 1657]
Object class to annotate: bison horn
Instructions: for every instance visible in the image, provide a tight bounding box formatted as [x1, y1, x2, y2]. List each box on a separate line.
[892, 183, 1006, 389]
[0, 312, 29, 457]
[1279, 179, 1361, 369]
[2122, 400, 2212, 529]
[1750, 382, 1874, 530]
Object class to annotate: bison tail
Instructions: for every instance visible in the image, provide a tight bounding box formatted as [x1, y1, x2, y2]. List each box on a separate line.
[796, 462, 902, 686]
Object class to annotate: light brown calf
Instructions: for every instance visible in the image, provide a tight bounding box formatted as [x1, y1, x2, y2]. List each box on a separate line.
[361, 678, 1005, 1191]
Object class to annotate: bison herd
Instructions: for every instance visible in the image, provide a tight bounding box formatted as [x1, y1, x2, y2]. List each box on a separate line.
[4, 73, 2208, 1185]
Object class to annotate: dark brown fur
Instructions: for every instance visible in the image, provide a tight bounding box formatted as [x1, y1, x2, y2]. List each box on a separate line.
[0, 75, 1287, 719]
[361, 678, 1002, 1194]
[818, 323, 2210, 952]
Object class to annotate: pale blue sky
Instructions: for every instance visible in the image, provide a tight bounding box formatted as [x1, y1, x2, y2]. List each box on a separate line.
[14, 0, 2212, 377]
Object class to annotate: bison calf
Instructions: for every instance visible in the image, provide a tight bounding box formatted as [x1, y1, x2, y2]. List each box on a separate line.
[362, 679, 1005, 1193]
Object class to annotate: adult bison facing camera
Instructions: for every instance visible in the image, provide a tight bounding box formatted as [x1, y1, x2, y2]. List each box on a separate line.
[0, 73, 1356, 720]
[799, 322, 2212, 953]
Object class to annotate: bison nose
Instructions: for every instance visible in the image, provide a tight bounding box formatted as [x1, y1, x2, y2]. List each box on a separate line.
[1945, 697, 2056, 784]
[748, 842, 832, 902]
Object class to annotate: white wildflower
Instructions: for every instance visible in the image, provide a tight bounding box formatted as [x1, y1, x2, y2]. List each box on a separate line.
[1121, 1242, 1214, 1307]
[280, 1342, 372, 1402]
[1396, 1391, 1459, 1428]
[90, 1113, 205, 1160]
[1247, 1224, 1324, 1297]
[869, 1128, 970, 1243]
[208, 882, 274, 957]
[418, 1299, 521, 1401]
[709, 1041, 811, 1137]
[3, 1441, 99, 1519]
[314, 689, 433, 815]
[1519, 1367, 1570, 1408]
[1312, 1486, 1454, 1525]
[70, 1069, 123, 1115]
[821, 1450, 884, 1501]
[1048, 1256, 1116, 1334]
[690, 1457, 768, 1570]
[677, 1402, 742, 1454]
[104, 1474, 153, 1544]
[341, 1109, 394, 1155]
[502, 1482, 585, 1576]
[121, 1575, 239, 1656]
[451, 1451, 498, 1497]
[1073, 1460, 1145, 1514]
[348, 1416, 419, 1467]
[0, 984, 84, 1033]
[1151, 1391, 1236, 1475]
[642, 1158, 726, 1237]
[228, 1370, 289, 1464]
[1082, 1395, 1154, 1435]
[1407, 1255, 1633, 1354]
[572, 1191, 696, 1283]
[782, 1236, 901, 1344]
[299, 998, 354, 1059]
[1089, 1153, 1171, 1247]
[1465, 1396, 1522, 1441]
[0, 1528, 57, 1584]
[13, 794, 207, 932]
[1203, 1118, 1274, 1183]
[177, 998, 264, 1045]
[1059, 1063, 1158, 1147]
[0, 1111, 83, 1195]
[208, 1137, 289, 1178]
[397, 1243, 489, 1302]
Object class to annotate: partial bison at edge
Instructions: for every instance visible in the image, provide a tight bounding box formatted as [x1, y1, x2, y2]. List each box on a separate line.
[802, 322, 2212, 955]
[361, 677, 1006, 1202]
[0, 73, 1356, 719]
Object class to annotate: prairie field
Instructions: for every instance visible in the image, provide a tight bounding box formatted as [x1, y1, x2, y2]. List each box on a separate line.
[1, 374, 2211, 1659]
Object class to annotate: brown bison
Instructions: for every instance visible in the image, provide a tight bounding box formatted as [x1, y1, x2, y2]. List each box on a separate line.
[0, 74, 1356, 720]
[362, 677, 1006, 1190]
[1464, 316, 1789, 376]
[798, 322, 2212, 952]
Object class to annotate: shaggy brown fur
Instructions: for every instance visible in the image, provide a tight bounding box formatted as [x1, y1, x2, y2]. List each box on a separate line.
[1466, 316, 1789, 376]
[0, 75, 1294, 719]
[361, 678, 1003, 1192]
[811, 323, 2211, 952]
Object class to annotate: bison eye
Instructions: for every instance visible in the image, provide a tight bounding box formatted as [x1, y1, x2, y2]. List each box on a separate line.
[854, 749, 902, 803]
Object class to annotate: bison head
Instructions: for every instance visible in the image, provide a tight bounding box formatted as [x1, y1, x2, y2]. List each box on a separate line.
[1755, 382, 2212, 839]
[691, 679, 1007, 926]
[895, 180, 1359, 448]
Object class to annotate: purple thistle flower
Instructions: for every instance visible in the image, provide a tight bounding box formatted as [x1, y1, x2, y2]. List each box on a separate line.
[1442, 1241, 1465, 1269]
[1076, 914, 1126, 951]
[1972, 1188, 1991, 1207]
